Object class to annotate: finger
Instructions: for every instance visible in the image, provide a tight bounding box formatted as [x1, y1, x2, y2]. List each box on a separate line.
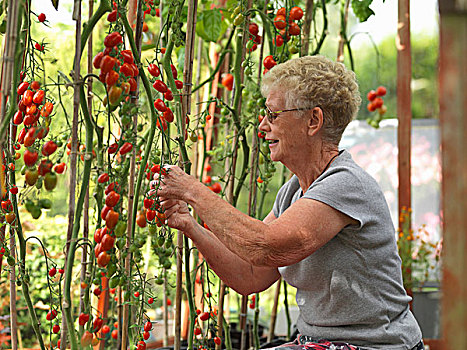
[160, 199, 178, 210]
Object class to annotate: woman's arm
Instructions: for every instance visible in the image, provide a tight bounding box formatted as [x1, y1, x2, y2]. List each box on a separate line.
[161, 199, 280, 295]
[157, 166, 355, 268]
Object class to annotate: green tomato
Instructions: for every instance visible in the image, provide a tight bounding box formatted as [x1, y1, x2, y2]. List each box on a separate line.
[7, 256, 15, 266]
[30, 206, 42, 219]
[148, 224, 158, 235]
[116, 237, 126, 250]
[38, 199, 52, 209]
[109, 276, 120, 289]
[107, 262, 117, 278]
[115, 221, 127, 238]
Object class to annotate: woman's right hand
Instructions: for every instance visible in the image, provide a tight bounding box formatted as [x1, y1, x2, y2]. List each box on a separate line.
[160, 198, 195, 233]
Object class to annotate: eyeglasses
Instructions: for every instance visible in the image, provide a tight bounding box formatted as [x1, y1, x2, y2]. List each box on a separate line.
[264, 104, 312, 123]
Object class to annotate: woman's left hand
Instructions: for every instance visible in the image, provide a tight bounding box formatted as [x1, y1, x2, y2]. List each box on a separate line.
[153, 164, 197, 203]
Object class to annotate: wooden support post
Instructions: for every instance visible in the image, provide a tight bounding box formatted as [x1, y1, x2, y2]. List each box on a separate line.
[397, 0, 412, 220]
[438, 0, 467, 349]
[396, 0, 412, 296]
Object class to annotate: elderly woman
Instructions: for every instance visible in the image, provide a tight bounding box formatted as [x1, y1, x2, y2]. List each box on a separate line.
[156, 56, 423, 350]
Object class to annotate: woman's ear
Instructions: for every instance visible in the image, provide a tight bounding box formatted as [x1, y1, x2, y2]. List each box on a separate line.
[307, 107, 324, 137]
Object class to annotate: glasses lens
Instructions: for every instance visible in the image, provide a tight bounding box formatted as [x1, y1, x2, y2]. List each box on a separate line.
[265, 105, 275, 123]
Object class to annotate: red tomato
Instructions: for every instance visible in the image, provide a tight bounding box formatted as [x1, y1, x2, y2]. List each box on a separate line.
[78, 313, 90, 326]
[163, 109, 174, 123]
[199, 312, 210, 321]
[105, 70, 119, 86]
[274, 34, 284, 47]
[277, 7, 286, 16]
[38, 13, 46, 22]
[101, 325, 110, 334]
[128, 77, 137, 92]
[194, 327, 201, 336]
[13, 111, 23, 125]
[98, 173, 110, 183]
[373, 97, 384, 109]
[108, 142, 118, 154]
[136, 212, 147, 228]
[17, 82, 29, 95]
[33, 90, 44, 104]
[376, 86, 387, 96]
[143, 331, 150, 340]
[54, 162, 66, 174]
[34, 43, 44, 51]
[49, 267, 57, 277]
[263, 55, 277, 70]
[148, 297, 154, 304]
[174, 80, 183, 89]
[105, 210, 119, 230]
[105, 191, 120, 207]
[170, 64, 178, 78]
[111, 329, 118, 339]
[153, 80, 168, 93]
[154, 99, 167, 112]
[22, 90, 34, 106]
[93, 287, 101, 296]
[211, 182, 222, 194]
[104, 32, 123, 48]
[367, 90, 377, 101]
[92, 317, 104, 333]
[164, 90, 173, 101]
[120, 50, 134, 64]
[367, 102, 377, 112]
[94, 228, 104, 243]
[274, 15, 287, 30]
[120, 63, 134, 77]
[119, 142, 133, 155]
[146, 210, 156, 221]
[289, 6, 304, 20]
[221, 74, 234, 91]
[97, 251, 111, 267]
[93, 52, 104, 69]
[41, 101, 54, 117]
[214, 337, 222, 345]
[100, 55, 117, 74]
[23, 149, 38, 167]
[144, 321, 152, 332]
[101, 233, 115, 251]
[42, 140, 58, 156]
[148, 64, 160, 77]
[249, 23, 259, 36]
[289, 22, 301, 36]
[107, 10, 118, 22]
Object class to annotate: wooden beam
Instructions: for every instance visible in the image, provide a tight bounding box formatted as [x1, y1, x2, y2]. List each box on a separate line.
[438, 0, 467, 348]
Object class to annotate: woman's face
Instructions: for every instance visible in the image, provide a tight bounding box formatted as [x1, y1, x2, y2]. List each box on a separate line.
[259, 90, 311, 165]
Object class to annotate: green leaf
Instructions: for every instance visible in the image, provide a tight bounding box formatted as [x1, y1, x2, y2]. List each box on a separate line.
[351, 0, 375, 22]
[196, 9, 222, 42]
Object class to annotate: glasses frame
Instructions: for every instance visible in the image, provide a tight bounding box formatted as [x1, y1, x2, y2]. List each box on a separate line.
[264, 104, 313, 123]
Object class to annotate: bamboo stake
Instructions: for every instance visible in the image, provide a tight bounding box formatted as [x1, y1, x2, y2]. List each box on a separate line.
[336, 0, 350, 62]
[267, 278, 281, 342]
[1, 2, 22, 347]
[178, 2, 198, 349]
[61, 1, 83, 348]
[122, 0, 144, 347]
[79, 0, 94, 320]
[301, 0, 314, 56]
[8, 213, 18, 350]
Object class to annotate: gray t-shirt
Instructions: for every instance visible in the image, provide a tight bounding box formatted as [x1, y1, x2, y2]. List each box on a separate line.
[273, 150, 422, 350]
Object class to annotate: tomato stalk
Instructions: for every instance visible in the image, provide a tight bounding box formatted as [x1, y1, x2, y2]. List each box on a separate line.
[60, 83, 94, 350]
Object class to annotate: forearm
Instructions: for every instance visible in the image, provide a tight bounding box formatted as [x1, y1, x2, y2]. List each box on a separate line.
[185, 217, 280, 295]
[185, 181, 273, 267]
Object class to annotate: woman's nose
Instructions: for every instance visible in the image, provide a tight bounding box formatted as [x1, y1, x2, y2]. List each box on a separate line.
[258, 114, 270, 132]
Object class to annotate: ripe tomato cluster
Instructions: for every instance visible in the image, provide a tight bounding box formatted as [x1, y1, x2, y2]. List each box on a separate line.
[247, 22, 262, 52]
[92, 30, 138, 106]
[147, 62, 183, 132]
[366, 86, 387, 127]
[273, 6, 303, 50]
